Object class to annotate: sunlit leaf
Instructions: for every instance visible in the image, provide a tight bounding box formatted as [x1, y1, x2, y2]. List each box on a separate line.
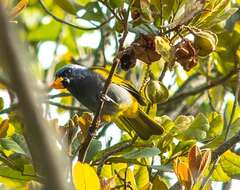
[27, 20, 61, 41]
[173, 158, 193, 190]
[0, 138, 26, 155]
[207, 112, 224, 138]
[123, 147, 160, 159]
[0, 164, 36, 181]
[0, 97, 4, 111]
[53, 0, 78, 14]
[135, 166, 149, 189]
[152, 175, 168, 190]
[73, 162, 100, 190]
[0, 176, 27, 190]
[178, 113, 210, 140]
[212, 151, 240, 181]
[10, 0, 28, 19]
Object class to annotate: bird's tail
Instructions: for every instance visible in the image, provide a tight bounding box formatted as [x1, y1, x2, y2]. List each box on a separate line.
[114, 109, 164, 140]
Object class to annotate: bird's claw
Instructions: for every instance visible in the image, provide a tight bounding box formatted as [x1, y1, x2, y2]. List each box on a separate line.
[100, 93, 111, 102]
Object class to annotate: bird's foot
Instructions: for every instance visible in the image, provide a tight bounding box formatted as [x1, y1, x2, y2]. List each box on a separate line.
[99, 93, 111, 103]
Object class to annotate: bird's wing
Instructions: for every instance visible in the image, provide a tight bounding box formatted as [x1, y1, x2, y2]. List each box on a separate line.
[90, 67, 146, 106]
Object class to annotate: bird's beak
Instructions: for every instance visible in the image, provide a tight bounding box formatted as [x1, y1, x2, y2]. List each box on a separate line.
[50, 77, 65, 89]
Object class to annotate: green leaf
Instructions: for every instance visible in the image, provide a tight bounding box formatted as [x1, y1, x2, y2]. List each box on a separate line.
[174, 115, 194, 133]
[207, 112, 224, 138]
[79, 2, 104, 22]
[27, 20, 61, 41]
[77, 0, 96, 6]
[0, 138, 26, 155]
[94, 140, 135, 161]
[177, 113, 210, 141]
[61, 27, 84, 53]
[208, 86, 225, 111]
[85, 139, 102, 163]
[140, 0, 153, 22]
[204, 117, 240, 149]
[0, 97, 4, 110]
[53, 0, 78, 14]
[12, 134, 30, 157]
[212, 151, 240, 182]
[155, 115, 175, 133]
[135, 166, 149, 189]
[152, 175, 168, 190]
[171, 140, 196, 159]
[123, 147, 160, 159]
[0, 164, 36, 181]
[225, 101, 240, 124]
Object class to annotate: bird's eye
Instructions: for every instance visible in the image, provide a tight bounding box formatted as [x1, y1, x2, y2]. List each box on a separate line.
[65, 69, 72, 76]
[62, 78, 70, 86]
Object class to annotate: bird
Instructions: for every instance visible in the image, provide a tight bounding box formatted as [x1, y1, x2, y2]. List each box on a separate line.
[51, 64, 164, 140]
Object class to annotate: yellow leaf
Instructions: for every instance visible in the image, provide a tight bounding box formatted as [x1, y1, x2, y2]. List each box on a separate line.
[0, 119, 9, 138]
[10, 0, 28, 19]
[173, 158, 193, 190]
[73, 162, 100, 190]
[152, 175, 168, 190]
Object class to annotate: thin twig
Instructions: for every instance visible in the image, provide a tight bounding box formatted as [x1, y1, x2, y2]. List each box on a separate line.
[158, 62, 168, 81]
[98, 0, 122, 21]
[46, 101, 86, 111]
[39, 0, 113, 31]
[78, 2, 131, 162]
[159, 68, 239, 108]
[48, 92, 71, 99]
[96, 135, 138, 175]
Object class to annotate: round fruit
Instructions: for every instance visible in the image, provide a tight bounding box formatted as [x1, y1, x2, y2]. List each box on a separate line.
[193, 30, 218, 57]
[114, 20, 124, 33]
[144, 80, 169, 104]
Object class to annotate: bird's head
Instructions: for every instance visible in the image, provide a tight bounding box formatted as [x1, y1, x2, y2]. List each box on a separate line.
[50, 64, 86, 89]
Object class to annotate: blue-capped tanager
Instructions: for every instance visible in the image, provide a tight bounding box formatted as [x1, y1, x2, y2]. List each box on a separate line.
[51, 64, 163, 139]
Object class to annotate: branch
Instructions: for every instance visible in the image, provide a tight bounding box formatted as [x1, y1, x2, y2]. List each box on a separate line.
[46, 100, 85, 111]
[39, 0, 114, 31]
[96, 135, 138, 175]
[98, 0, 122, 21]
[159, 68, 239, 108]
[0, 5, 73, 190]
[212, 131, 240, 162]
[77, 3, 131, 162]
[48, 92, 71, 99]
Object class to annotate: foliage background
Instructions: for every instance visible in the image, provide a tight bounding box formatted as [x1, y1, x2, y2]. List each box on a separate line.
[0, 0, 240, 189]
